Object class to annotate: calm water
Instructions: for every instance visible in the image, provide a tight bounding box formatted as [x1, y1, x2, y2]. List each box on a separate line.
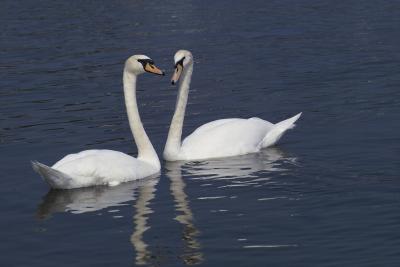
[1, 0, 399, 266]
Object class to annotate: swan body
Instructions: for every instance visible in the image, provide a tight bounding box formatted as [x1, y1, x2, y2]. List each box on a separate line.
[32, 150, 158, 189]
[32, 55, 164, 189]
[163, 50, 301, 161]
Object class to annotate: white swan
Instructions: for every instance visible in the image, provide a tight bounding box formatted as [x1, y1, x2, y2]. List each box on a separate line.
[32, 55, 164, 189]
[163, 50, 302, 161]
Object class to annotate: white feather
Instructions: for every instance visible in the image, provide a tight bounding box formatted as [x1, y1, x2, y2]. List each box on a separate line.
[164, 50, 302, 161]
[32, 55, 161, 189]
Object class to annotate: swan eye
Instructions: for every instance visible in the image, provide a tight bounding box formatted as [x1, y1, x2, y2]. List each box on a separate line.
[175, 57, 185, 68]
[137, 59, 154, 68]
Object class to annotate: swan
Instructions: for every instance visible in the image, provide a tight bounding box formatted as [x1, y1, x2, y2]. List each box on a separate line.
[32, 54, 164, 189]
[163, 50, 302, 161]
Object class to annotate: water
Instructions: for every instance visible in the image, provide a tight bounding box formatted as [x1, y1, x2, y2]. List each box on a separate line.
[1, 0, 399, 266]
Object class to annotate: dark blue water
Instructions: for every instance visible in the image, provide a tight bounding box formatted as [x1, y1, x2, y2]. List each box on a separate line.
[1, 0, 399, 266]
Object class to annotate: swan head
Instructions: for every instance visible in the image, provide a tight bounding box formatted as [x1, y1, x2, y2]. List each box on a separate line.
[125, 55, 165, 76]
[171, 50, 193, 85]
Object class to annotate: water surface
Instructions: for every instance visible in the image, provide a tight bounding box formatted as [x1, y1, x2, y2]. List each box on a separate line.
[1, 0, 399, 266]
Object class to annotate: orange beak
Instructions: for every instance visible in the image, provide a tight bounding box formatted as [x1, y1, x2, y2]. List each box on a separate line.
[171, 64, 183, 85]
[144, 63, 165, 76]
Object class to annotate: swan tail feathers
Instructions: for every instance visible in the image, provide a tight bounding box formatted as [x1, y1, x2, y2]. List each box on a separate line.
[31, 161, 74, 189]
[260, 112, 302, 148]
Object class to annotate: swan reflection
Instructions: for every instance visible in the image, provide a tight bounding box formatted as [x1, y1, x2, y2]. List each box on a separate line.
[166, 161, 204, 265]
[37, 176, 159, 265]
[37, 177, 158, 219]
[130, 178, 157, 265]
[35, 148, 294, 266]
[183, 148, 297, 183]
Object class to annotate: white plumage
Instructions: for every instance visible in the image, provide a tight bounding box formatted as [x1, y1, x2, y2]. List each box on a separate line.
[32, 150, 158, 189]
[32, 55, 163, 189]
[164, 50, 301, 161]
[179, 114, 301, 160]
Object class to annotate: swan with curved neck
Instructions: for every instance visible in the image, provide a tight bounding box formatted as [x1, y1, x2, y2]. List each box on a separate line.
[32, 54, 164, 189]
[163, 50, 301, 161]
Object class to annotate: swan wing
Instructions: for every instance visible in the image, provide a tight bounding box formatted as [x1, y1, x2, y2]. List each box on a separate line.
[32, 161, 75, 189]
[53, 149, 105, 169]
[260, 112, 302, 148]
[180, 118, 273, 160]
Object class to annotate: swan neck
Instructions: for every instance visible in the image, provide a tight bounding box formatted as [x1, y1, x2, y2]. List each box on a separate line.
[123, 69, 160, 169]
[164, 63, 193, 160]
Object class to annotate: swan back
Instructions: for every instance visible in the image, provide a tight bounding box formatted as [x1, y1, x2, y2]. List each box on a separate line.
[33, 150, 160, 189]
[178, 118, 273, 160]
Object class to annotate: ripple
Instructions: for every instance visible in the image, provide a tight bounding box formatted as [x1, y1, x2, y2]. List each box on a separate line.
[243, 245, 298, 249]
